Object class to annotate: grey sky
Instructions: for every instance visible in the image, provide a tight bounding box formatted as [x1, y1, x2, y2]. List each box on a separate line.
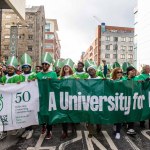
[26, 0, 137, 62]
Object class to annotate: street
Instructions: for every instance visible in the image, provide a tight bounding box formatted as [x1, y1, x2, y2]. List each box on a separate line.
[1, 121, 150, 150]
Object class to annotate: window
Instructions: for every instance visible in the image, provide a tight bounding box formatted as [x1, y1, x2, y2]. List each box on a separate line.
[19, 34, 25, 39]
[106, 45, 110, 50]
[129, 37, 133, 42]
[4, 45, 9, 50]
[28, 46, 33, 51]
[45, 34, 54, 39]
[128, 54, 133, 59]
[45, 23, 50, 32]
[28, 35, 33, 40]
[121, 37, 126, 42]
[113, 54, 117, 59]
[113, 44, 118, 50]
[120, 54, 125, 59]
[45, 43, 53, 49]
[105, 54, 110, 58]
[121, 46, 126, 50]
[106, 36, 110, 41]
[128, 46, 133, 51]
[114, 37, 118, 42]
[4, 35, 10, 39]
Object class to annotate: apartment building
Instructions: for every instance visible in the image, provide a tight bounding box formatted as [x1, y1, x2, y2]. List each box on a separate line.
[1, 6, 45, 66]
[82, 23, 134, 66]
[44, 19, 61, 60]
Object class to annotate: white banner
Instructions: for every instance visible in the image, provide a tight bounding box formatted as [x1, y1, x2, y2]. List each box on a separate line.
[0, 81, 39, 131]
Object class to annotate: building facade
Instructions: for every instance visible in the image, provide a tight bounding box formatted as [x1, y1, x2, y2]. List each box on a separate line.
[44, 19, 60, 60]
[1, 6, 45, 66]
[82, 23, 134, 66]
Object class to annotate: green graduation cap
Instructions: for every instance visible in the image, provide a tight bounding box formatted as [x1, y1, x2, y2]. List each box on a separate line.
[54, 59, 63, 68]
[84, 59, 97, 71]
[122, 62, 131, 73]
[6, 56, 18, 68]
[62, 58, 74, 68]
[112, 62, 120, 69]
[42, 52, 53, 65]
[20, 53, 32, 66]
[84, 60, 96, 69]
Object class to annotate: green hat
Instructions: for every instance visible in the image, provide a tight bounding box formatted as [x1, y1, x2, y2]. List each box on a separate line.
[122, 62, 131, 73]
[87, 65, 97, 71]
[42, 52, 53, 65]
[112, 62, 120, 69]
[62, 58, 74, 68]
[20, 53, 32, 66]
[84, 60, 96, 69]
[54, 59, 63, 68]
[6, 56, 18, 68]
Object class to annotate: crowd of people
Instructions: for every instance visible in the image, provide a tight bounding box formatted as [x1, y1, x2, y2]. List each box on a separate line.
[0, 52, 150, 141]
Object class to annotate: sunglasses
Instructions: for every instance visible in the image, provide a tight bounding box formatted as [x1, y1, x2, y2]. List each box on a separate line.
[42, 63, 49, 66]
[22, 66, 30, 69]
[117, 71, 123, 74]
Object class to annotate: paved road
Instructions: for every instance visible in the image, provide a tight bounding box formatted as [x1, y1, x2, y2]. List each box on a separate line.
[1, 121, 150, 150]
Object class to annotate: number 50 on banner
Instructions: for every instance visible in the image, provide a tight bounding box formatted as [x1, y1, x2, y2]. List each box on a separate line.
[15, 91, 31, 103]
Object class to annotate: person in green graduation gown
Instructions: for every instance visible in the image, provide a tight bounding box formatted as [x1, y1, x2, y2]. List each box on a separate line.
[0, 56, 22, 140]
[74, 61, 89, 79]
[123, 66, 138, 135]
[37, 52, 57, 140]
[59, 58, 76, 139]
[20, 53, 36, 140]
[85, 62, 102, 138]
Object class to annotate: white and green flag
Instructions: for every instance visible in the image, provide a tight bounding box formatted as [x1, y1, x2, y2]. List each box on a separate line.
[0, 81, 39, 131]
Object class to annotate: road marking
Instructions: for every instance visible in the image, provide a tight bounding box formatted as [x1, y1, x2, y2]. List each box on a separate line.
[102, 131, 118, 150]
[84, 131, 94, 150]
[27, 133, 46, 150]
[35, 133, 46, 149]
[84, 131, 107, 150]
[27, 147, 56, 150]
[58, 130, 82, 150]
[141, 129, 150, 140]
[125, 136, 140, 150]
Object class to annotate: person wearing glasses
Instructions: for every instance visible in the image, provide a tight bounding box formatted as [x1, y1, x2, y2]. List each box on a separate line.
[19, 53, 37, 140]
[37, 52, 57, 140]
[111, 67, 124, 139]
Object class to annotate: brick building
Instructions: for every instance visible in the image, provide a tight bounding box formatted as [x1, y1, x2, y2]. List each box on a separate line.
[81, 23, 135, 66]
[44, 19, 61, 60]
[1, 6, 45, 66]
